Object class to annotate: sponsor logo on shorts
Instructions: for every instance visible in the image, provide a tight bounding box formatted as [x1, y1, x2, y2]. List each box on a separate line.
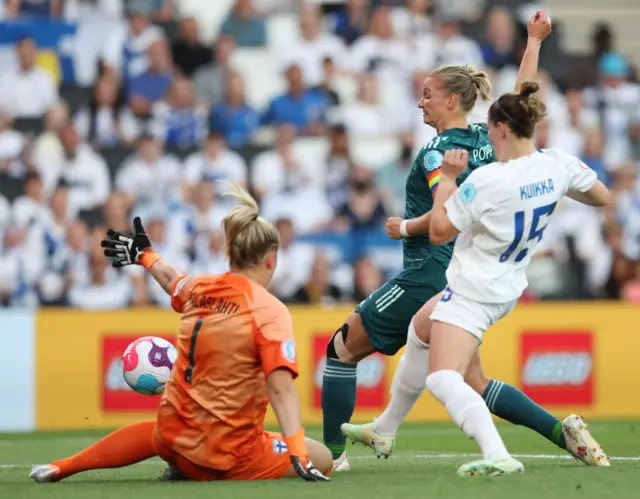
[102, 336, 176, 412]
[312, 335, 386, 409]
[520, 332, 593, 406]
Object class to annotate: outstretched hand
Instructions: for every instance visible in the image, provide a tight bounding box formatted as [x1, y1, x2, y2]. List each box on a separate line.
[528, 10, 552, 43]
[101, 217, 152, 268]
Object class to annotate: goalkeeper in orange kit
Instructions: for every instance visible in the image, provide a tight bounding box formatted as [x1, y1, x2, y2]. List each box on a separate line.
[30, 185, 331, 483]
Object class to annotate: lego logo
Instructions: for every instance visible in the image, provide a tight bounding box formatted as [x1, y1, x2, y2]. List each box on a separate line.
[523, 352, 592, 386]
[315, 356, 385, 389]
[105, 358, 132, 391]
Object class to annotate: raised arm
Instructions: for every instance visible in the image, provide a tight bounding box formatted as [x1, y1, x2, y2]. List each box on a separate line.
[514, 11, 552, 92]
[101, 217, 179, 294]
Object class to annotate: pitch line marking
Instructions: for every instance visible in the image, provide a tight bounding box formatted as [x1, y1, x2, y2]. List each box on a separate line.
[1, 453, 639, 470]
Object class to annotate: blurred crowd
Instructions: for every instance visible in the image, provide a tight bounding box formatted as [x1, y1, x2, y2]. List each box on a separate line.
[0, 0, 639, 309]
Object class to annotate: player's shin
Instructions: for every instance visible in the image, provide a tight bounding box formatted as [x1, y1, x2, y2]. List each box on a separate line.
[48, 421, 157, 480]
[321, 357, 357, 459]
[426, 370, 510, 461]
[374, 319, 429, 435]
[483, 380, 566, 450]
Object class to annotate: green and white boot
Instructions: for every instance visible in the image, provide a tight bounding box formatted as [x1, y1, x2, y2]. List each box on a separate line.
[457, 457, 524, 477]
[341, 422, 395, 459]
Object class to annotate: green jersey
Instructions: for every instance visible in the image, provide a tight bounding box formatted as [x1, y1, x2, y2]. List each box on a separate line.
[403, 123, 496, 268]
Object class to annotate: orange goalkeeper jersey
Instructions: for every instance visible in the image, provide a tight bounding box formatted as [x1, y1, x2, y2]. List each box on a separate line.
[155, 272, 299, 471]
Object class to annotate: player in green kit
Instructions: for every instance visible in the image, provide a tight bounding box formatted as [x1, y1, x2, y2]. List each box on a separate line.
[323, 11, 590, 471]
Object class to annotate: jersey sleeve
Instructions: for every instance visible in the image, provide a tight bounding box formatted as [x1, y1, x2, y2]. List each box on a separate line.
[444, 169, 494, 232]
[420, 148, 443, 195]
[253, 298, 299, 380]
[170, 275, 197, 313]
[567, 156, 598, 193]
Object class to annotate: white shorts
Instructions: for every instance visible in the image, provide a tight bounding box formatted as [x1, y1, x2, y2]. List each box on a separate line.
[430, 287, 517, 341]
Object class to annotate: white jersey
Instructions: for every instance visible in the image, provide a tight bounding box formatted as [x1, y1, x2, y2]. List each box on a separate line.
[444, 149, 598, 303]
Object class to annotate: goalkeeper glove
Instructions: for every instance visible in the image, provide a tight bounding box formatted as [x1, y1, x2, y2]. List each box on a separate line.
[101, 217, 160, 269]
[285, 429, 330, 482]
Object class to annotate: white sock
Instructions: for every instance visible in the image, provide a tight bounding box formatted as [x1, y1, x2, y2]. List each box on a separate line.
[426, 370, 510, 461]
[373, 320, 430, 435]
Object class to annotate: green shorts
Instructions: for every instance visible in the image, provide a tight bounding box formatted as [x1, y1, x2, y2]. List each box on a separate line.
[355, 256, 447, 356]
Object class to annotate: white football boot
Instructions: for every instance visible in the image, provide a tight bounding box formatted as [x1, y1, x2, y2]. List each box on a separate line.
[561, 414, 610, 467]
[341, 422, 395, 459]
[332, 451, 351, 472]
[29, 465, 60, 483]
[457, 457, 524, 477]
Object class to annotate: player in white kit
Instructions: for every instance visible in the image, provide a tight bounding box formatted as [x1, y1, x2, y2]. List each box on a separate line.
[348, 82, 611, 476]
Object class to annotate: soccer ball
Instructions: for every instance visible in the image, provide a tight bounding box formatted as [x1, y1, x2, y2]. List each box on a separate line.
[122, 337, 177, 395]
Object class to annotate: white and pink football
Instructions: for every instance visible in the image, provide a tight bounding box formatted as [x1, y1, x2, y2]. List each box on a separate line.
[122, 337, 177, 395]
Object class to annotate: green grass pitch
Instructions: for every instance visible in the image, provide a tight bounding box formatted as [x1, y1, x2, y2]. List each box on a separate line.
[2, 421, 639, 499]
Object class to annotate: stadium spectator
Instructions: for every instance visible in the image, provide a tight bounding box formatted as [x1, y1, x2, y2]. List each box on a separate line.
[4, 0, 63, 18]
[329, 0, 369, 46]
[570, 23, 615, 89]
[128, 38, 174, 117]
[324, 124, 352, 211]
[262, 64, 329, 135]
[438, 0, 485, 21]
[12, 172, 47, 229]
[428, 14, 483, 68]
[251, 125, 301, 200]
[67, 247, 133, 310]
[180, 181, 228, 241]
[115, 133, 181, 210]
[101, 3, 164, 84]
[193, 35, 236, 107]
[341, 73, 398, 136]
[315, 57, 341, 109]
[41, 125, 110, 215]
[262, 170, 333, 235]
[481, 8, 517, 71]
[39, 216, 86, 305]
[182, 132, 248, 194]
[581, 129, 609, 185]
[269, 217, 314, 301]
[190, 230, 227, 276]
[292, 252, 344, 305]
[0, 194, 10, 230]
[0, 224, 45, 307]
[42, 183, 72, 253]
[280, 5, 345, 87]
[171, 16, 211, 77]
[583, 53, 640, 168]
[209, 70, 260, 148]
[102, 192, 131, 235]
[0, 37, 58, 118]
[75, 76, 125, 147]
[622, 261, 640, 301]
[32, 102, 68, 177]
[150, 76, 207, 148]
[391, 0, 433, 40]
[377, 132, 413, 216]
[352, 256, 383, 302]
[335, 166, 387, 232]
[348, 6, 411, 79]
[220, 0, 267, 48]
[0, 108, 26, 177]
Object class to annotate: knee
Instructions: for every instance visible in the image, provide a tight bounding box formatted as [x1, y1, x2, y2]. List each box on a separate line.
[306, 439, 333, 475]
[426, 370, 463, 402]
[326, 324, 358, 364]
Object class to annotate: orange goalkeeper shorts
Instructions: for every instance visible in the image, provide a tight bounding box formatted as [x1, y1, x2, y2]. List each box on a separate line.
[151, 430, 292, 481]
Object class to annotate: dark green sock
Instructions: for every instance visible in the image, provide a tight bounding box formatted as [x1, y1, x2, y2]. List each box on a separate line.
[483, 379, 566, 450]
[322, 358, 357, 459]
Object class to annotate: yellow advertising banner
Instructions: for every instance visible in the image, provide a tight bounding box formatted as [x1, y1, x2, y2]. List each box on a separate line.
[35, 303, 640, 430]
